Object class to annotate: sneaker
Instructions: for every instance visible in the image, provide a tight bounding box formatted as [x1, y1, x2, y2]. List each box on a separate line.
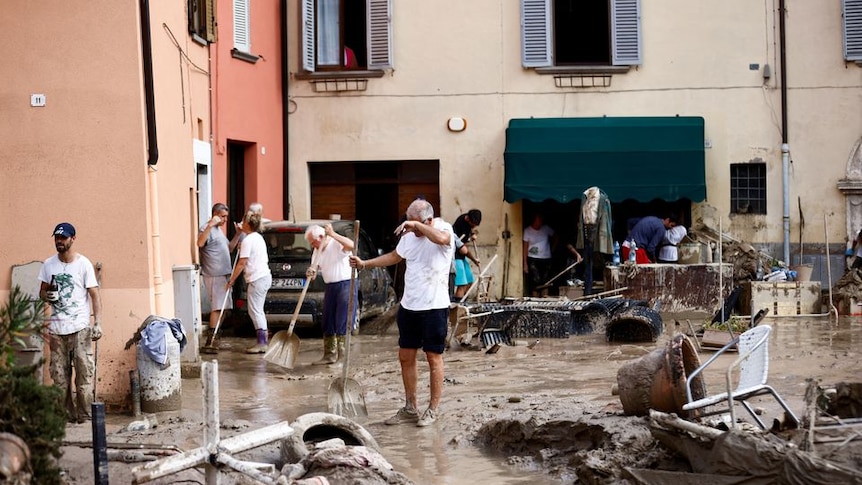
[416, 408, 438, 427]
[384, 406, 419, 425]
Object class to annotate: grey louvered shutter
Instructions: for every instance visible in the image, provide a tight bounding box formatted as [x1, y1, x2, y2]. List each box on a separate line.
[611, 0, 641, 66]
[521, 0, 551, 68]
[845, 0, 862, 61]
[301, 0, 315, 72]
[233, 0, 250, 52]
[368, 0, 392, 69]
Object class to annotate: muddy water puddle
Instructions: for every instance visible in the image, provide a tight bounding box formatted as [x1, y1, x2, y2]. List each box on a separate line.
[168, 314, 860, 483]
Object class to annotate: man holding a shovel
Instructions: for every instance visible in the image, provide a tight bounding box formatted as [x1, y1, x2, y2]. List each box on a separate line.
[350, 199, 455, 427]
[305, 223, 356, 365]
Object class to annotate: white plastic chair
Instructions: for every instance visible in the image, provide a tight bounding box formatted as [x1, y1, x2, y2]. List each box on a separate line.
[682, 324, 799, 429]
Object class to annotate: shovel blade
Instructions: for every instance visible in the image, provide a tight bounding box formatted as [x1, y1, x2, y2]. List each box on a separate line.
[263, 331, 300, 369]
[327, 377, 368, 418]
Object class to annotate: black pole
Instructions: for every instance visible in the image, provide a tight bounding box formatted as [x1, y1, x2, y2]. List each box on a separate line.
[92, 402, 109, 484]
[778, 0, 788, 143]
[281, 0, 291, 218]
[141, 0, 159, 165]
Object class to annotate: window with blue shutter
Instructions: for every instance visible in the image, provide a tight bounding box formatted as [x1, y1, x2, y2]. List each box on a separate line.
[300, 0, 392, 72]
[520, 0, 642, 68]
[845, 0, 862, 62]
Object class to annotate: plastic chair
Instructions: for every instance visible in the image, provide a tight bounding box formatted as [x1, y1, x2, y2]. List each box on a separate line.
[682, 324, 799, 429]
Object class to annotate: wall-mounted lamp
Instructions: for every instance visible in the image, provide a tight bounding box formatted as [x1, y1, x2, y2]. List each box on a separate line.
[447, 117, 467, 132]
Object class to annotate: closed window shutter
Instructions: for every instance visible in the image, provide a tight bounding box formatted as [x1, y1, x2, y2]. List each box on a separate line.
[845, 0, 862, 61]
[205, 0, 217, 43]
[233, 0, 250, 53]
[368, 0, 392, 69]
[301, 0, 315, 71]
[521, 0, 551, 68]
[611, 0, 641, 66]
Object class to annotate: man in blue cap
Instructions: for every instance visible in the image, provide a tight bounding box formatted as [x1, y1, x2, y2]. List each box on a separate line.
[38, 222, 102, 422]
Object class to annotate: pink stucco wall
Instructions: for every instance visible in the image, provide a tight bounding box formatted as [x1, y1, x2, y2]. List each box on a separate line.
[212, 0, 285, 220]
[1, 1, 210, 410]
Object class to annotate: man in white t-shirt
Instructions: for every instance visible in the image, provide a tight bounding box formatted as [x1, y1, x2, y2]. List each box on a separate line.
[349, 199, 455, 428]
[38, 222, 102, 423]
[523, 213, 556, 296]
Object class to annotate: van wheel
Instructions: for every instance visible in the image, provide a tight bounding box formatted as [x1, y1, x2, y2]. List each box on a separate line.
[280, 412, 380, 464]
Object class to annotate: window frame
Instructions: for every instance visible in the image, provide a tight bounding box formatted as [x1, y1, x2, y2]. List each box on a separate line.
[301, 0, 393, 74]
[520, 0, 642, 69]
[233, 0, 251, 54]
[730, 162, 767, 215]
[188, 0, 217, 43]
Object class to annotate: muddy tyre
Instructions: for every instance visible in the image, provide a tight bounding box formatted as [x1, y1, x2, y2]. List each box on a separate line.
[281, 412, 380, 464]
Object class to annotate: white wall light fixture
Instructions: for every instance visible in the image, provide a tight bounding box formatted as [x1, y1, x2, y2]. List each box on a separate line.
[447, 117, 467, 132]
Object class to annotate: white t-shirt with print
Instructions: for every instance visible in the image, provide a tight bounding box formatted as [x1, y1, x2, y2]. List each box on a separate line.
[523, 225, 554, 260]
[38, 254, 98, 335]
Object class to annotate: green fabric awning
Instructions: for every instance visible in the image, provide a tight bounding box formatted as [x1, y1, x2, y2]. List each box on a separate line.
[504, 117, 706, 203]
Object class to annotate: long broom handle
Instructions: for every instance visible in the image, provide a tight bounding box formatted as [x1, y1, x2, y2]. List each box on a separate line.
[287, 250, 319, 337]
[536, 259, 581, 290]
[343, 221, 360, 383]
[211, 250, 241, 339]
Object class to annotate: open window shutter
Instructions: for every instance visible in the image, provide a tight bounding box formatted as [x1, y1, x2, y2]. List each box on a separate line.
[205, 0, 217, 42]
[367, 0, 392, 69]
[521, 0, 551, 68]
[302, 0, 315, 72]
[233, 0, 250, 53]
[845, 0, 862, 61]
[611, 0, 641, 66]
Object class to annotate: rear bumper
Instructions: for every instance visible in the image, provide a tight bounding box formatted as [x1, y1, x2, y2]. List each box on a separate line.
[263, 294, 322, 328]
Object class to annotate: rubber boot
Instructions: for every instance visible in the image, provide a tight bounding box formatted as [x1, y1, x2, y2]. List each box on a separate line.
[312, 336, 338, 365]
[246, 329, 269, 354]
[335, 335, 346, 361]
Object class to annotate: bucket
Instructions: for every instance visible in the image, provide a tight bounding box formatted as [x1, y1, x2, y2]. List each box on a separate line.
[794, 263, 814, 281]
[616, 334, 705, 417]
[678, 243, 701, 264]
[137, 333, 182, 413]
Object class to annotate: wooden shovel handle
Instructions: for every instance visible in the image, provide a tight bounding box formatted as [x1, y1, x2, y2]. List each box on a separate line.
[287, 250, 319, 336]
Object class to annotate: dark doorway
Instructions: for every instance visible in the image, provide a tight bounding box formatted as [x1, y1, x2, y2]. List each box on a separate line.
[227, 141, 247, 240]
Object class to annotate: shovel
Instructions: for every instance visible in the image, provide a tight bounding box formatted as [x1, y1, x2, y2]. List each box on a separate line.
[327, 220, 368, 418]
[264, 251, 319, 369]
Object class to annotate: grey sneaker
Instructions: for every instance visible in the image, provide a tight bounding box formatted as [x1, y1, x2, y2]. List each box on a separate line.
[384, 407, 419, 425]
[416, 408, 438, 427]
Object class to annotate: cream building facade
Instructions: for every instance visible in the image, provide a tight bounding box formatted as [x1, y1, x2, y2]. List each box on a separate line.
[285, 0, 862, 295]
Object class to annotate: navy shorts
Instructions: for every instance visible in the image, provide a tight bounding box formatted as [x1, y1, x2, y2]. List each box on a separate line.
[397, 306, 449, 354]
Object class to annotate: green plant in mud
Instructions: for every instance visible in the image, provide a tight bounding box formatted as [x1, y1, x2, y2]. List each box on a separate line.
[702, 315, 748, 333]
[0, 285, 65, 485]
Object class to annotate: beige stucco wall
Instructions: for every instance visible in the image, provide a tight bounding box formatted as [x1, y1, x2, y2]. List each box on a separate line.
[286, 0, 862, 296]
[1, 1, 210, 409]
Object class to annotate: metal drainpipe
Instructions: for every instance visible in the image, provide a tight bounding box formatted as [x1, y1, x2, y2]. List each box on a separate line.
[779, 0, 790, 265]
[281, 0, 290, 220]
[141, 0, 165, 313]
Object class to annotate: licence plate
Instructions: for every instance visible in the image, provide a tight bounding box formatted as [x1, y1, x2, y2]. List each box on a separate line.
[272, 278, 305, 289]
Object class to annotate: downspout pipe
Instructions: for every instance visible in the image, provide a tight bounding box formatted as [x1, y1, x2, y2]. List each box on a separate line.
[141, 0, 165, 314]
[779, 0, 790, 265]
[281, 0, 290, 220]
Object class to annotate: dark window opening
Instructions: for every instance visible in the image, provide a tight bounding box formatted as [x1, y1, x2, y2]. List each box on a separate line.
[316, 0, 367, 70]
[730, 163, 767, 214]
[554, 0, 611, 65]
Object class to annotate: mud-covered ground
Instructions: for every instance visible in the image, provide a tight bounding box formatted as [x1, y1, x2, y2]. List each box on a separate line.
[59, 312, 862, 484]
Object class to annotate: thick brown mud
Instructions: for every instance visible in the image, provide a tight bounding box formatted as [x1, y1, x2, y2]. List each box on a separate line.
[59, 314, 861, 484]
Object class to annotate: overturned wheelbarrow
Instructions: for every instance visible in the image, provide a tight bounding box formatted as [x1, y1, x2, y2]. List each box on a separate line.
[606, 305, 663, 342]
[616, 333, 706, 417]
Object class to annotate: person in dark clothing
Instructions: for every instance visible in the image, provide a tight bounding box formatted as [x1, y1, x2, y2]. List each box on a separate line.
[451, 209, 482, 299]
[623, 214, 678, 263]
